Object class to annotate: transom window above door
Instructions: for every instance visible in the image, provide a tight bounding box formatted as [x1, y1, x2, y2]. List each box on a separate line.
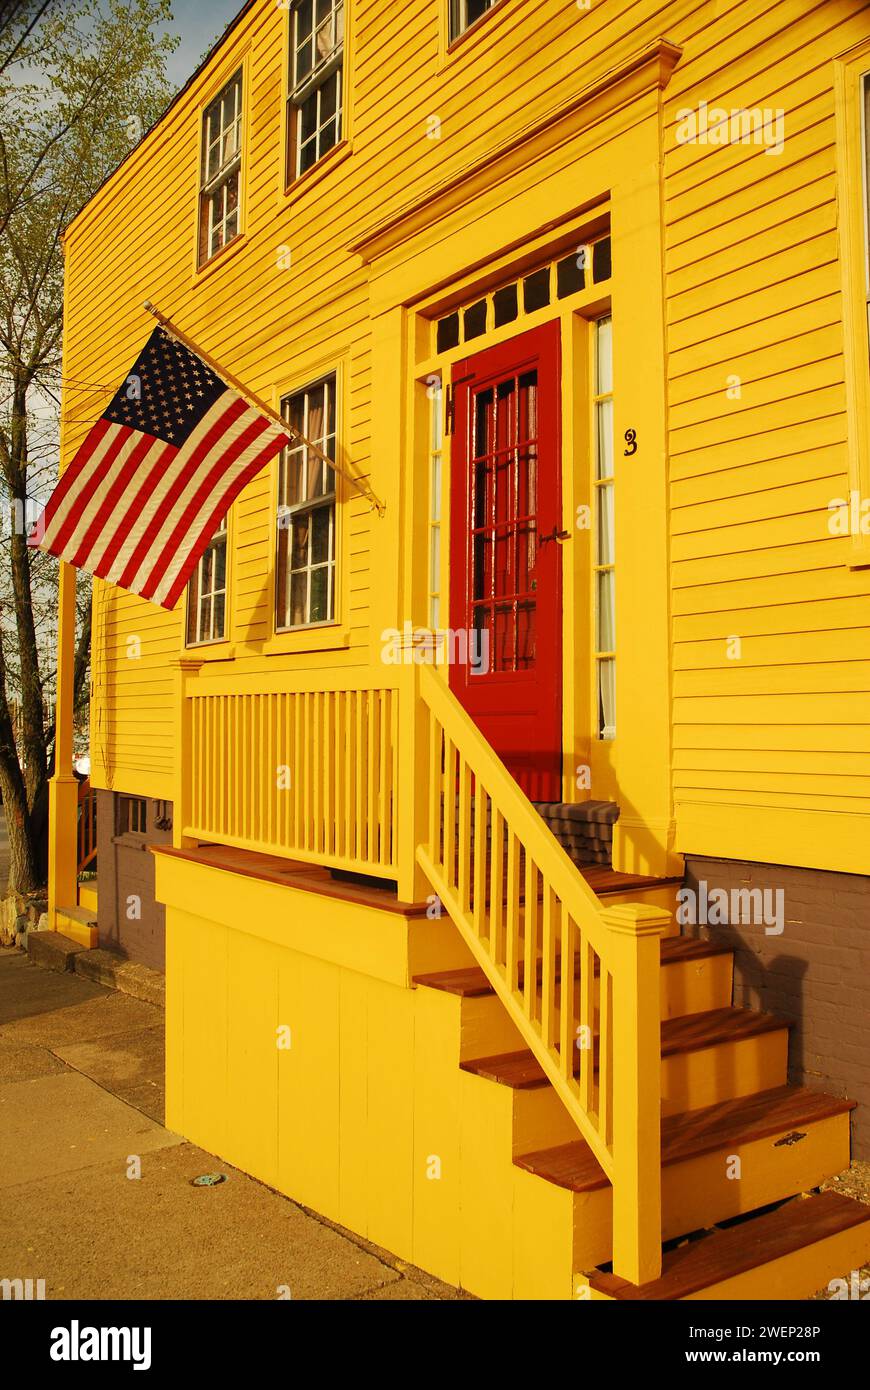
[276, 375, 337, 630]
[449, 0, 499, 44]
[434, 237, 612, 354]
[287, 0, 344, 180]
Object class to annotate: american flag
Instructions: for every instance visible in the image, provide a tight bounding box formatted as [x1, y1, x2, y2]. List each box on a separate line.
[34, 327, 292, 610]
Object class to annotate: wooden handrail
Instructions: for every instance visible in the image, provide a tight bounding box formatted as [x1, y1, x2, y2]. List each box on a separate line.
[414, 662, 667, 1284]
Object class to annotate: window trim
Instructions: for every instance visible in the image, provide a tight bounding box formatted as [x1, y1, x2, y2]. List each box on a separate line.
[185, 512, 231, 649]
[284, 0, 347, 189]
[835, 40, 870, 567]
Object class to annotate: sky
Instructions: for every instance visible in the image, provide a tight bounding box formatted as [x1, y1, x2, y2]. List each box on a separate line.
[157, 0, 245, 90]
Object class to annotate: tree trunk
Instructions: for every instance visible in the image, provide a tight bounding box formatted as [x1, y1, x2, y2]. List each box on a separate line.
[0, 766, 40, 896]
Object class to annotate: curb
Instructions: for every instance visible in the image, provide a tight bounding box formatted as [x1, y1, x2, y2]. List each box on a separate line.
[26, 932, 165, 1008]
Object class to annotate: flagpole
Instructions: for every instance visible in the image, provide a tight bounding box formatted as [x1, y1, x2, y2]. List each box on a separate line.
[142, 302, 385, 516]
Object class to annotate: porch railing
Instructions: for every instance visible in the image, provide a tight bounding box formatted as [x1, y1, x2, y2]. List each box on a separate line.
[179, 660, 666, 1284]
[183, 673, 401, 878]
[413, 663, 666, 1285]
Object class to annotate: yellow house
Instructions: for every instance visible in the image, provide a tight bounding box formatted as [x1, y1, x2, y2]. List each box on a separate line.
[49, 0, 870, 1298]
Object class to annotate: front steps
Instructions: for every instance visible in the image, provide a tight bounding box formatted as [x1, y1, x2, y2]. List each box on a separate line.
[55, 903, 98, 948]
[580, 1193, 870, 1301]
[413, 920, 870, 1299]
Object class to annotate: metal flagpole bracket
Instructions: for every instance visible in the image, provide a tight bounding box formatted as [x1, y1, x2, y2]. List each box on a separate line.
[142, 302, 385, 516]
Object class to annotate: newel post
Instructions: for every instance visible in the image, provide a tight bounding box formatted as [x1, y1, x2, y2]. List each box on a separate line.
[602, 902, 669, 1285]
[396, 662, 429, 904]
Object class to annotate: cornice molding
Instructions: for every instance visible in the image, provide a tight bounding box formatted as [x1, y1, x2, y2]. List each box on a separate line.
[349, 37, 682, 265]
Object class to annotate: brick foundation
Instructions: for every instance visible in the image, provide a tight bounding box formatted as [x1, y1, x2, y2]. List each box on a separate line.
[685, 855, 870, 1160]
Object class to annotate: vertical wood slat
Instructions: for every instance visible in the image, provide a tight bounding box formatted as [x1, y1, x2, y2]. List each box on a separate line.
[599, 968, 613, 1148]
[541, 882, 557, 1050]
[429, 714, 441, 864]
[505, 831, 520, 992]
[523, 858, 538, 1019]
[457, 761, 472, 913]
[443, 736, 456, 889]
[367, 691, 378, 865]
[578, 938, 595, 1112]
[378, 692, 389, 865]
[472, 783, 487, 933]
[489, 808, 504, 963]
[559, 906, 576, 1079]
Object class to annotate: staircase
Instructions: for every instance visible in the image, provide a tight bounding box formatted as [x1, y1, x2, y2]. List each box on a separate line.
[411, 664, 870, 1299]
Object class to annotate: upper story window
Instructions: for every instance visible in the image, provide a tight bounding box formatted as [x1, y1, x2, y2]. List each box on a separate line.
[449, 0, 498, 43]
[186, 516, 228, 645]
[276, 375, 337, 629]
[287, 0, 344, 181]
[198, 71, 242, 265]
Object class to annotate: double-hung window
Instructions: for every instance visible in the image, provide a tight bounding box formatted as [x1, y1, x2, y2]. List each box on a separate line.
[287, 0, 344, 180]
[186, 516, 228, 645]
[276, 376, 337, 629]
[449, 0, 498, 44]
[198, 71, 242, 265]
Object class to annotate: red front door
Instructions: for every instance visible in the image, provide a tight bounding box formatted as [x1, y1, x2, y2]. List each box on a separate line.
[449, 321, 562, 802]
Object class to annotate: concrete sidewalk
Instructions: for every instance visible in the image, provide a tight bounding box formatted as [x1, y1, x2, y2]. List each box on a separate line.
[0, 948, 459, 1301]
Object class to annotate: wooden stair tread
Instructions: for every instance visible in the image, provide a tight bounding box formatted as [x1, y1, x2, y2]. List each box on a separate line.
[514, 1085, 857, 1193]
[460, 1007, 792, 1090]
[580, 867, 683, 896]
[413, 936, 731, 998]
[587, 1192, 870, 1301]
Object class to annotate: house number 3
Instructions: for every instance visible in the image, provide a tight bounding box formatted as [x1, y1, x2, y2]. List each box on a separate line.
[624, 429, 638, 457]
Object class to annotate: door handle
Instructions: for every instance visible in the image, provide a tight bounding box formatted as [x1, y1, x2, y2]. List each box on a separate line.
[539, 527, 571, 545]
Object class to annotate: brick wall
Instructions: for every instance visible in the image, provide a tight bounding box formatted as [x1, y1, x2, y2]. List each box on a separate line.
[685, 856, 870, 1160]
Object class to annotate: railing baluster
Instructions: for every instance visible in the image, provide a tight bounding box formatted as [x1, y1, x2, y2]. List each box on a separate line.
[428, 714, 441, 864]
[472, 782, 487, 934]
[599, 967, 613, 1148]
[541, 882, 557, 1050]
[523, 858, 538, 1019]
[442, 736, 456, 889]
[559, 905, 576, 1080]
[457, 759, 472, 913]
[489, 807, 504, 962]
[505, 831, 520, 993]
[578, 939, 595, 1112]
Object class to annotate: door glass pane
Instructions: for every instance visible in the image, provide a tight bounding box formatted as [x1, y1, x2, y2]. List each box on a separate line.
[598, 484, 615, 565]
[596, 570, 615, 651]
[596, 398, 614, 479]
[596, 316, 613, 394]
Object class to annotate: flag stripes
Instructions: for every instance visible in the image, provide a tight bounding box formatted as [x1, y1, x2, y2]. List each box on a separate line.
[34, 327, 292, 611]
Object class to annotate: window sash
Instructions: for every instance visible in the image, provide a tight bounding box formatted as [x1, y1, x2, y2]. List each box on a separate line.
[199, 72, 243, 263]
[276, 375, 338, 630]
[187, 519, 228, 646]
[288, 0, 344, 179]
